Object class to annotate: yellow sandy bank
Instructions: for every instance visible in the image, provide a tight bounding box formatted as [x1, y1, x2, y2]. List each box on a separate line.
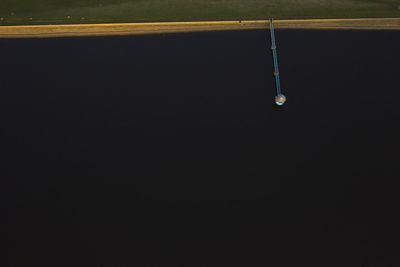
[1, 18, 400, 38]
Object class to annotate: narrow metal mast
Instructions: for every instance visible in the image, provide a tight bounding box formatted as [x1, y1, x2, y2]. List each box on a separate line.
[269, 19, 286, 106]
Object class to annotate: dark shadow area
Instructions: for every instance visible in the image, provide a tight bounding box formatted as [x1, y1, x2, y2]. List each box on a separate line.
[1, 29, 400, 266]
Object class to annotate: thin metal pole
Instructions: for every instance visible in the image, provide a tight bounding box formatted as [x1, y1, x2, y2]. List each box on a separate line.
[269, 19, 287, 106]
[269, 18, 281, 95]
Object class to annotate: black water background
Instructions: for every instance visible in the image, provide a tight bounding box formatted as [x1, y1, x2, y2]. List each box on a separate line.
[1, 29, 400, 266]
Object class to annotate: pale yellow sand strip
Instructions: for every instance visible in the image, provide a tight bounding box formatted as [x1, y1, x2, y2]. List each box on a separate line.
[0, 18, 399, 38]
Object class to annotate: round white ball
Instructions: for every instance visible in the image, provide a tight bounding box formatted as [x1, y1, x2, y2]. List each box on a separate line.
[275, 94, 287, 106]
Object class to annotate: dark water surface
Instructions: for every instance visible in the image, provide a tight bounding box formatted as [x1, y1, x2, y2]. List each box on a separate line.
[1, 30, 400, 266]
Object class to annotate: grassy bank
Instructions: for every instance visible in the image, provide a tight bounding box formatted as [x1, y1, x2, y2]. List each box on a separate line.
[1, 0, 400, 26]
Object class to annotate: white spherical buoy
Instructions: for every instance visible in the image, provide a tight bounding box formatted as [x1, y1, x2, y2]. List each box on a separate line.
[275, 94, 287, 106]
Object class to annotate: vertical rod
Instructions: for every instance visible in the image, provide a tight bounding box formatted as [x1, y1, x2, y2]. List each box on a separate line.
[269, 19, 281, 95]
